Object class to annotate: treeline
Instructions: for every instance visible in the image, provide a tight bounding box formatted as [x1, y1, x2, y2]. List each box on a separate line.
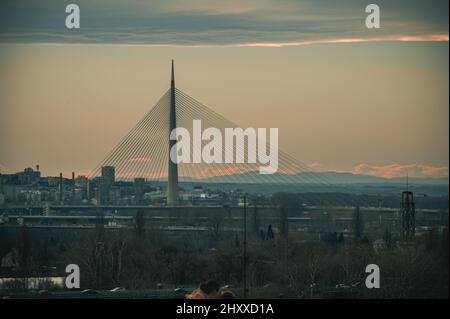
[294, 193, 449, 209]
[248, 191, 449, 209]
[6, 212, 448, 299]
[2, 204, 448, 298]
[58, 224, 449, 298]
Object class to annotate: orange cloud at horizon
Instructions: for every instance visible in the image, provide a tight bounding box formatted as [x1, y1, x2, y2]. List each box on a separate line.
[0, 163, 10, 173]
[237, 34, 449, 48]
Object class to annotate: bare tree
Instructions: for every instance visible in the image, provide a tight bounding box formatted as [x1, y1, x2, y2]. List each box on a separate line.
[353, 206, 364, 241]
[209, 213, 224, 240]
[134, 209, 145, 238]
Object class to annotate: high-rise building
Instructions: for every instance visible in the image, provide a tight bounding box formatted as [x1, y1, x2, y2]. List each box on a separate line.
[100, 166, 115, 204]
[134, 177, 146, 204]
[101, 166, 115, 187]
[75, 175, 88, 188]
[18, 167, 41, 184]
[75, 175, 88, 200]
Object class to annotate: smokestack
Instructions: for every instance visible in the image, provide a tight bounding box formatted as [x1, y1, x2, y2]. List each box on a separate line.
[36, 164, 40, 172]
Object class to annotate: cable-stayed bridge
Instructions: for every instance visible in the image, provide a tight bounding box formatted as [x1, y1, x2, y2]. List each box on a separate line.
[88, 61, 342, 204]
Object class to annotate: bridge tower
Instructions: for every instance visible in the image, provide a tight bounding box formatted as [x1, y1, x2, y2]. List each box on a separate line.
[167, 60, 179, 205]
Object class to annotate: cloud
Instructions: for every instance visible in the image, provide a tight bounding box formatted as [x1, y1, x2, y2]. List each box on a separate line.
[238, 34, 449, 47]
[351, 163, 449, 179]
[0, 0, 448, 45]
[0, 163, 10, 173]
[308, 162, 329, 172]
[307, 162, 449, 178]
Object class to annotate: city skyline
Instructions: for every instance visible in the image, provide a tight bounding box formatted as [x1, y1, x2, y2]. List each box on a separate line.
[0, 1, 448, 179]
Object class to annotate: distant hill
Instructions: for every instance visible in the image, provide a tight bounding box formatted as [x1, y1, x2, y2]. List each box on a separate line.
[306, 172, 448, 185]
[177, 171, 448, 185]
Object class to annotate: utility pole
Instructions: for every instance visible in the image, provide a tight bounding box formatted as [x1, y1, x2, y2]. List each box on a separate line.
[243, 194, 247, 298]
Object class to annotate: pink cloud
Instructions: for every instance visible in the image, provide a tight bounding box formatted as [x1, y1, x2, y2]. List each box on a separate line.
[0, 163, 10, 173]
[351, 163, 449, 179]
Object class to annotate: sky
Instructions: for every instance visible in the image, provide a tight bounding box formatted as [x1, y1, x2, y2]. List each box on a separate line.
[0, 0, 448, 179]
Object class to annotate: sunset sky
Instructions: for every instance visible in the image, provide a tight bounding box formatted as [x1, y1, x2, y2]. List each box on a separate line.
[0, 0, 448, 179]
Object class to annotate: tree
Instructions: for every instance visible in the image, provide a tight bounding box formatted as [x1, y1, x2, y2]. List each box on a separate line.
[272, 192, 301, 238]
[110, 230, 127, 284]
[383, 228, 393, 249]
[95, 211, 105, 241]
[252, 205, 260, 235]
[234, 233, 240, 248]
[17, 225, 32, 275]
[279, 207, 288, 237]
[271, 192, 301, 212]
[208, 213, 223, 240]
[338, 232, 345, 244]
[267, 224, 274, 240]
[307, 251, 321, 298]
[441, 227, 449, 257]
[134, 209, 145, 238]
[352, 206, 364, 241]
